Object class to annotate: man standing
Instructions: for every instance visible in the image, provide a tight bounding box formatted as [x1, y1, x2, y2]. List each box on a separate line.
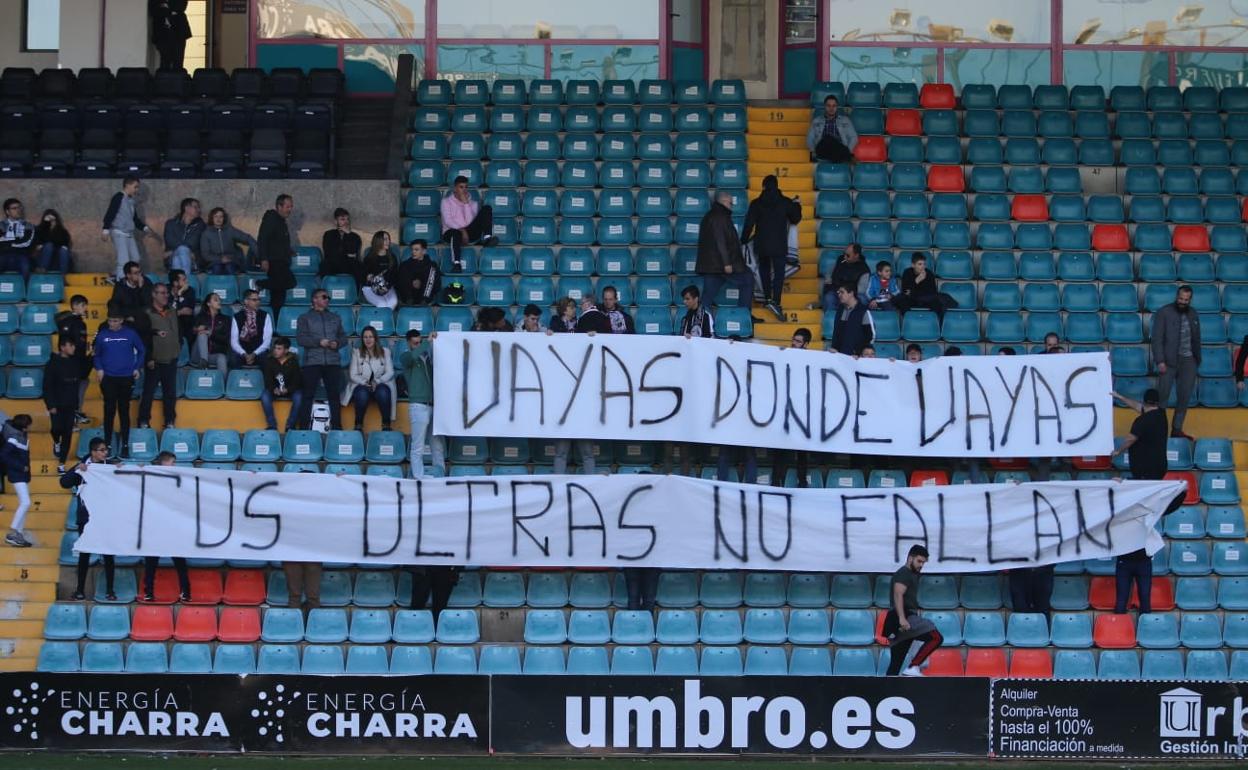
[295, 289, 347, 430]
[138, 283, 180, 430]
[696, 190, 750, 311]
[828, 283, 875, 355]
[575, 294, 612, 334]
[150, 0, 192, 70]
[400, 329, 445, 478]
[742, 175, 802, 321]
[884, 545, 944, 676]
[320, 207, 362, 281]
[55, 294, 92, 424]
[806, 94, 858, 163]
[43, 336, 82, 472]
[93, 305, 145, 457]
[600, 286, 634, 334]
[168, 268, 197, 351]
[554, 303, 599, 475]
[102, 177, 155, 281]
[64, 438, 116, 600]
[260, 336, 302, 432]
[140, 451, 191, 603]
[1109, 387, 1170, 615]
[818, 243, 868, 311]
[396, 239, 440, 306]
[0, 198, 34, 279]
[230, 289, 273, 368]
[440, 175, 496, 272]
[162, 197, 203, 274]
[257, 194, 296, 313]
[1151, 285, 1201, 440]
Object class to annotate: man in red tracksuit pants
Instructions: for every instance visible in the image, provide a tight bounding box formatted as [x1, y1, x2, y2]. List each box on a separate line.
[883, 545, 944, 676]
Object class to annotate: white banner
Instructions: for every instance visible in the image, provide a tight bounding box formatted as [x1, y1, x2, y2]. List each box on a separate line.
[74, 466, 1182, 573]
[431, 333, 1113, 458]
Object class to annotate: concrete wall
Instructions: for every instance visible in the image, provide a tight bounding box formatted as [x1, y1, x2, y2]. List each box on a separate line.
[3, 178, 401, 274]
[0, 0, 58, 71]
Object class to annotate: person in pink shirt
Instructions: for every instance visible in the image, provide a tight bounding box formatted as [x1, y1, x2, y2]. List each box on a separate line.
[440, 175, 496, 271]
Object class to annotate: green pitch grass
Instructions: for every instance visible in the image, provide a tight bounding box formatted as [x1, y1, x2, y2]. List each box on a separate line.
[0, 757, 1245, 770]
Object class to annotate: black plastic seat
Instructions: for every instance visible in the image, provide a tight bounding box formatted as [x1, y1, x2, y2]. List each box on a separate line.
[251, 103, 291, 131]
[165, 102, 204, 131]
[118, 129, 161, 174]
[113, 67, 152, 102]
[39, 103, 80, 132]
[292, 103, 331, 132]
[268, 68, 303, 103]
[190, 68, 230, 100]
[0, 68, 37, 102]
[152, 69, 190, 102]
[306, 68, 343, 102]
[36, 69, 76, 101]
[124, 103, 166, 133]
[230, 68, 266, 103]
[209, 103, 251, 132]
[80, 103, 122, 131]
[75, 69, 114, 101]
[0, 104, 37, 132]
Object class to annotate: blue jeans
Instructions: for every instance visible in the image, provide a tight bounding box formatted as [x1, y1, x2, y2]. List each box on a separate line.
[38, 243, 70, 274]
[1114, 556, 1153, 614]
[1, 251, 30, 280]
[169, 245, 194, 274]
[211, 260, 243, 275]
[350, 383, 392, 429]
[260, 389, 303, 431]
[700, 271, 753, 310]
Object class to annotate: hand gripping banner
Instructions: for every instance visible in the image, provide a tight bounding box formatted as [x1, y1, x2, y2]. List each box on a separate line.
[431, 333, 1113, 458]
[75, 465, 1183, 573]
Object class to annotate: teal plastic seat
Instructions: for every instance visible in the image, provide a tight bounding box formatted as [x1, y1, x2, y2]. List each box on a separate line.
[961, 611, 1005, 647]
[44, 603, 87, 640]
[303, 608, 348, 644]
[1166, 507, 1206, 538]
[568, 610, 611, 645]
[321, 430, 364, 463]
[1135, 612, 1179, 648]
[521, 646, 565, 675]
[1140, 650, 1184, 679]
[352, 570, 395, 607]
[959, 575, 1003, 609]
[1097, 650, 1140, 680]
[698, 609, 743, 645]
[787, 574, 829, 608]
[6, 366, 44, 398]
[523, 609, 567, 645]
[830, 609, 875, 645]
[209, 644, 254, 674]
[241, 429, 282, 462]
[566, 646, 610, 675]
[1050, 650, 1095, 679]
[297, 644, 342, 674]
[261, 607, 304, 643]
[787, 609, 830, 645]
[481, 572, 524, 608]
[700, 646, 743, 676]
[744, 646, 788, 675]
[1006, 612, 1050, 647]
[476, 645, 522, 675]
[1179, 612, 1223, 649]
[610, 610, 655, 645]
[1176, 577, 1217, 610]
[433, 646, 477, 674]
[166, 643, 212, 673]
[86, 605, 130, 641]
[341, 645, 388, 674]
[743, 608, 787, 644]
[256, 644, 299, 673]
[783, 647, 830, 676]
[656, 609, 699, 645]
[830, 574, 872, 608]
[611, 645, 654, 675]
[281, 430, 322, 462]
[80, 642, 125, 672]
[36, 641, 80, 672]
[433, 609, 479, 644]
[390, 610, 434, 644]
[1184, 650, 1228, 681]
[388, 646, 432, 674]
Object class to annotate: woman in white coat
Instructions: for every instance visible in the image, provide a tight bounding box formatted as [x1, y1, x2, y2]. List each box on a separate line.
[343, 326, 396, 430]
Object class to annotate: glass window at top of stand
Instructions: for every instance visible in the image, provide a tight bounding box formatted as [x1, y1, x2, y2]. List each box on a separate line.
[436, 0, 661, 40]
[828, 0, 1050, 45]
[257, 0, 426, 39]
[1063, 0, 1248, 47]
[785, 0, 819, 44]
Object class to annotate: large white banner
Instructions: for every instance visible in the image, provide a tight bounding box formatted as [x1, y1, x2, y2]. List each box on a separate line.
[74, 466, 1183, 573]
[431, 333, 1113, 458]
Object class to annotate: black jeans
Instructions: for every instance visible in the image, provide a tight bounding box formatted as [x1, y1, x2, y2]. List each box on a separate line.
[49, 405, 75, 464]
[443, 205, 494, 265]
[1115, 557, 1153, 614]
[138, 361, 178, 427]
[815, 135, 852, 163]
[409, 566, 458, 621]
[1008, 565, 1054, 615]
[624, 568, 660, 610]
[143, 556, 190, 598]
[757, 251, 786, 306]
[299, 364, 345, 429]
[99, 375, 133, 450]
[772, 450, 810, 487]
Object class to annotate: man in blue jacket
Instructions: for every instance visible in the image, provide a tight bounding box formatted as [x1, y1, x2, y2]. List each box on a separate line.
[93, 304, 145, 457]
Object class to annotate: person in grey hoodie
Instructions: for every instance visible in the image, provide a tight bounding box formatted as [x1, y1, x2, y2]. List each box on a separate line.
[1151, 284, 1202, 440]
[199, 207, 257, 276]
[101, 176, 156, 281]
[806, 94, 858, 163]
[295, 289, 348, 430]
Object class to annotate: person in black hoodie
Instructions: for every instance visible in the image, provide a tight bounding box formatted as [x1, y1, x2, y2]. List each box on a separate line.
[55, 294, 92, 424]
[742, 175, 802, 321]
[110, 261, 154, 331]
[150, 0, 192, 70]
[64, 437, 116, 600]
[257, 194, 296, 312]
[43, 336, 83, 472]
[396, 239, 440, 306]
[320, 208, 363, 280]
[2, 415, 31, 548]
[34, 208, 72, 274]
[893, 252, 946, 319]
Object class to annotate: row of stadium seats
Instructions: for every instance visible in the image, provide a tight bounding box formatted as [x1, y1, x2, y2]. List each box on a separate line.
[412, 105, 746, 134]
[413, 78, 746, 106]
[0, 66, 343, 106]
[818, 220, 1248, 252]
[407, 158, 747, 190]
[812, 82, 1248, 114]
[852, 135, 1248, 168]
[411, 131, 748, 161]
[1, 101, 333, 133]
[38, 639, 1248, 679]
[853, 109, 1248, 140]
[406, 188, 748, 220]
[816, 192, 1248, 224]
[816, 164, 1248, 195]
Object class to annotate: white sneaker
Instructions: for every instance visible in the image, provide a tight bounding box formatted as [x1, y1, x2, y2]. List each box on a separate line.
[900, 665, 924, 677]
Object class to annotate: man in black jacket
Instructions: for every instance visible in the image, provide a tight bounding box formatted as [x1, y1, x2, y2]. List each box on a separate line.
[64, 438, 116, 601]
[695, 191, 750, 312]
[396, 239, 440, 305]
[109, 261, 154, 332]
[43, 336, 83, 471]
[150, 0, 192, 70]
[601, 286, 634, 334]
[320, 207, 363, 280]
[257, 194, 296, 313]
[55, 294, 92, 424]
[818, 243, 869, 311]
[742, 175, 802, 321]
[828, 283, 875, 355]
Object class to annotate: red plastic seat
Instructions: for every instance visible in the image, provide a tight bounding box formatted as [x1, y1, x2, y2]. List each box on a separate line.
[1092, 224, 1129, 251]
[927, 165, 964, 192]
[922, 648, 965, 676]
[965, 648, 1008, 678]
[216, 607, 261, 643]
[853, 135, 886, 162]
[1092, 613, 1137, 649]
[141, 568, 183, 604]
[1089, 576, 1175, 611]
[173, 606, 218, 642]
[130, 605, 174, 642]
[223, 569, 266, 605]
[1165, 471, 1200, 505]
[1071, 454, 1111, 470]
[1011, 194, 1049, 222]
[874, 611, 889, 645]
[1008, 649, 1053, 679]
[909, 470, 949, 487]
[885, 108, 921, 136]
[1242, 198, 1248, 222]
[1172, 225, 1211, 253]
[186, 569, 223, 605]
[988, 457, 1030, 470]
[919, 83, 956, 109]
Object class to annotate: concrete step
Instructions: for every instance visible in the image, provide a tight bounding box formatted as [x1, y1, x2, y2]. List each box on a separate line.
[0, 581, 57, 603]
[748, 148, 810, 163]
[0, 600, 51, 621]
[0, 565, 59, 582]
[0, 638, 45, 660]
[754, 321, 823, 342]
[0, 548, 58, 566]
[21, 510, 70, 531]
[747, 106, 811, 123]
[749, 121, 809, 136]
[747, 134, 806, 150]
[750, 175, 813, 192]
[0, 620, 42, 638]
[66, 274, 110, 287]
[0, 657, 37, 671]
[747, 161, 814, 179]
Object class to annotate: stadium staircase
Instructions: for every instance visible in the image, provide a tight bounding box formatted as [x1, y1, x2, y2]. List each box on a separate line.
[746, 102, 822, 342]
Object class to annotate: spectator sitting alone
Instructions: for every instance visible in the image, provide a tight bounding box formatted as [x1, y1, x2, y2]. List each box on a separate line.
[807, 94, 858, 163]
[440, 175, 496, 272]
